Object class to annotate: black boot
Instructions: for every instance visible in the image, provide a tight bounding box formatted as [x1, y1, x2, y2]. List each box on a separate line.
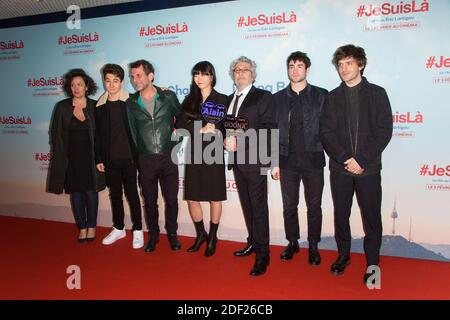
[187, 220, 208, 252]
[280, 241, 299, 260]
[167, 234, 181, 251]
[308, 244, 321, 266]
[205, 222, 219, 257]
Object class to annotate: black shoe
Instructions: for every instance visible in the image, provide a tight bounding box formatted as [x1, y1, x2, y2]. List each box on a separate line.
[187, 232, 208, 252]
[168, 234, 181, 251]
[363, 272, 371, 285]
[308, 246, 321, 265]
[233, 244, 254, 257]
[144, 237, 159, 252]
[330, 255, 350, 275]
[280, 241, 299, 261]
[204, 237, 217, 257]
[204, 222, 219, 257]
[249, 256, 270, 276]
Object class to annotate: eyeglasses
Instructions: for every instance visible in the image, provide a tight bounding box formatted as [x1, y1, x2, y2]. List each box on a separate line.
[233, 68, 251, 74]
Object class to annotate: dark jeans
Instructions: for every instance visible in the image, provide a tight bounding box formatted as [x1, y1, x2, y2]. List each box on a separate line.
[233, 165, 270, 258]
[71, 191, 98, 229]
[138, 153, 179, 238]
[280, 168, 324, 245]
[330, 171, 383, 266]
[106, 158, 142, 231]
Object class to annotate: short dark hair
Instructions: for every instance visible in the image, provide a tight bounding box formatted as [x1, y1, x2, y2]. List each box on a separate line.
[286, 51, 311, 69]
[332, 44, 367, 75]
[129, 59, 154, 75]
[63, 68, 97, 97]
[182, 61, 217, 120]
[102, 63, 124, 81]
[192, 61, 217, 87]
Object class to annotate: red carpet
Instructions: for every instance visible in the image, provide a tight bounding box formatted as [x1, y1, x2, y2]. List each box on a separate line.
[0, 216, 449, 300]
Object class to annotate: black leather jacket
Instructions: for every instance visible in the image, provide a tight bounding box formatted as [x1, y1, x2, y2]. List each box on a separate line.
[126, 86, 183, 155]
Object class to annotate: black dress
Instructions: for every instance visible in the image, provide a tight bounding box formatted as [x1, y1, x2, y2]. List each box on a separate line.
[183, 90, 227, 201]
[64, 113, 94, 193]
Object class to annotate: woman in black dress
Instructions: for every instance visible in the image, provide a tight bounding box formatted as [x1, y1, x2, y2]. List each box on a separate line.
[180, 61, 227, 257]
[48, 69, 105, 242]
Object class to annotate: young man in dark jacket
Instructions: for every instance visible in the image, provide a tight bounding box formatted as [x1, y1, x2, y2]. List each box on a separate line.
[95, 64, 143, 249]
[272, 51, 328, 266]
[127, 59, 184, 253]
[320, 45, 392, 285]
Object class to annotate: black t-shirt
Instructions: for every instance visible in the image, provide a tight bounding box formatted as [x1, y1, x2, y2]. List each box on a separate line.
[346, 82, 362, 153]
[107, 100, 132, 161]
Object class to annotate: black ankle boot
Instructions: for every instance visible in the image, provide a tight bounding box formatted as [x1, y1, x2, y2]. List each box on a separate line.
[205, 222, 219, 257]
[187, 220, 208, 252]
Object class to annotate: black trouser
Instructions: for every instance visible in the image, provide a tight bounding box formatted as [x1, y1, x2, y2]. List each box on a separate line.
[280, 168, 324, 245]
[138, 153, 179, 238]
[330, 171, 382, 266]
[106, 158, 142, 231]
[233, 165, 270, 258]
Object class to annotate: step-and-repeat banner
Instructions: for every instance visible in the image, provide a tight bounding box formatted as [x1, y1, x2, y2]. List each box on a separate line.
[1, 0, 449, 261]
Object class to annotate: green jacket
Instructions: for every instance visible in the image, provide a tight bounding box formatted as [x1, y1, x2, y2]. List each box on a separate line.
[126, 86, 183, 155]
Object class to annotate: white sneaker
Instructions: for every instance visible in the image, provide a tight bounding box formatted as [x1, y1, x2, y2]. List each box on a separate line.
[132, 230, 144, 249]
[102, 227, 126, 245]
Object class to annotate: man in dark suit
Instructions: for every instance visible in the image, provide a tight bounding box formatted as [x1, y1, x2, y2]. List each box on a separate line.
[225, 56, 277, 276]
[320, 45, 392, 285]
[272, 51, 328, 265]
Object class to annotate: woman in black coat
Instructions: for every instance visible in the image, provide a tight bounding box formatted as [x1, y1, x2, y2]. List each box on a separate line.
[179, 61, 227, 257]
[47, 69, 105, 242]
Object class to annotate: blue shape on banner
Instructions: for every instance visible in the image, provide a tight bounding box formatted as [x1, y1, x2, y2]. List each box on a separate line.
[201, 101, 226, 124]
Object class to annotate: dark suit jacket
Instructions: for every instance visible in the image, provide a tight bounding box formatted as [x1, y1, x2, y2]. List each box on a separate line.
[227, 86, 277, 170]
[320, 77, 392, 175]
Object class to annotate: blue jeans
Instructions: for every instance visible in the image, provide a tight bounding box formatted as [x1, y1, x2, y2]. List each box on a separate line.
[71, 191, 99, 229]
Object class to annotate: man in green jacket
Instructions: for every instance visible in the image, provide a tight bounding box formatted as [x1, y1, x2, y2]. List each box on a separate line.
[127, 59, 183, 253]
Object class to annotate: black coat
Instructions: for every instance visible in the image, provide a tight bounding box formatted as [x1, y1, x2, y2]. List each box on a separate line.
[319, 77, 393, 175]
[94, 99, 137, 169]
[47, 98, 106, 194]
[274, 83, 327, 169]
[178, 89, 227, 136]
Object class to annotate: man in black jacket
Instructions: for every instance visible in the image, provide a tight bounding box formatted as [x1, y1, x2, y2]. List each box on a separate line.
[127, 60, 184, 253]
[225, 56, 277, 276]
[320, 45, 392, 284]
[95, 64, 143, 249]
[272, 51, 327, 265]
